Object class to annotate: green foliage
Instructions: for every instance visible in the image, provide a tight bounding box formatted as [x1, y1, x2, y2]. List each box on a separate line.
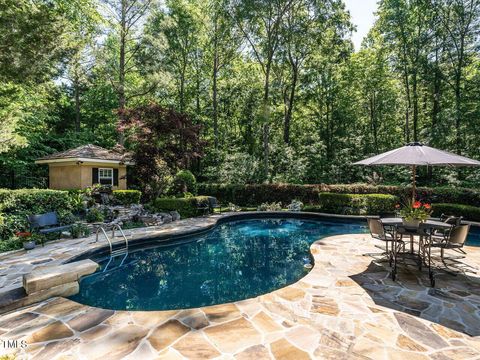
[71, 223, 91, 239]
[198, 183, 319, 206]
[172, 170, 197, 195]
[432, 203, 480, 222]
[318, 193, 399, 215]
[86, 208, 105, 223]
[149, 196, 210, 218]
[0, 237, 22, 252]
[0, 189, 74, 240]
[398, 201, 432, 221]
[121, 221, 145, 230]
[1, 0, 480, 205]
[205, 151, 261, 185]
[112, 190, 142, 206]
[198, 183, 480, 208]
[69, 191, 87, 214]
[0, 189, 73, 213]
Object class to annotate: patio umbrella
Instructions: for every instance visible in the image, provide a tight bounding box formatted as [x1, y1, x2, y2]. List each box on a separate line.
[353, 142, 480, 204]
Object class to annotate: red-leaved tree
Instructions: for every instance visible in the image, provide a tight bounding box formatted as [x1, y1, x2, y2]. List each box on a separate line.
[118, 104, 204, 199]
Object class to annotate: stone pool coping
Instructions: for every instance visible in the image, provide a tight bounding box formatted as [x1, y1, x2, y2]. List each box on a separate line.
[1, 213, 480, 359]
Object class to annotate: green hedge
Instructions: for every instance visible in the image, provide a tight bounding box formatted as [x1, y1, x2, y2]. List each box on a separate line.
[198, 183, 320, 206]
[112, 190, 142, 205]
[0, 189, 73, 213]
[0, 189, 75, 241]
[432, 203, 480, 222]
[317, 193, 399, 215]
[198, 183, 480, 207]
[149, 196, 210, 218]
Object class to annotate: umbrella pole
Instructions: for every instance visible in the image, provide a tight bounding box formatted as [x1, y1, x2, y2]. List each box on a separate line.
[412, 165, 416, 206]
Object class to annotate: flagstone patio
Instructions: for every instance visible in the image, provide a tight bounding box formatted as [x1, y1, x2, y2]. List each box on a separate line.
[1, 214, 480, 359]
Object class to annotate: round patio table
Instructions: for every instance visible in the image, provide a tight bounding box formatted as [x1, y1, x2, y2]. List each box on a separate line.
[380, 218, 452, 286]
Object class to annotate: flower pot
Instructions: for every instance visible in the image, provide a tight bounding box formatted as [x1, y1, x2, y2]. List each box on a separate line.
[402, 218, 421, 228]
[23, 241, 36, 250]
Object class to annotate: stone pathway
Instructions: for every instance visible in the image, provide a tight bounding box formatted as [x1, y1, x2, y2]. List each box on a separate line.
[1, 214, 480, 359]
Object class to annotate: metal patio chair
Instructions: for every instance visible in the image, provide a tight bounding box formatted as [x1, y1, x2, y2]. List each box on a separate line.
[366, 218, 404, 263]
[423, 224, 473, 286]
[431, 224, 470, 261]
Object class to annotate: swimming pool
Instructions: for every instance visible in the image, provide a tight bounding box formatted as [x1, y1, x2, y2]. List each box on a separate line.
[69, 217, 365, 311]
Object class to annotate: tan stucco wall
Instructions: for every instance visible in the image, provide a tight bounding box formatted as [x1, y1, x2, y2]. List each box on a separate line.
[49, 165, 82, 189]
[48, 163, 128, 190]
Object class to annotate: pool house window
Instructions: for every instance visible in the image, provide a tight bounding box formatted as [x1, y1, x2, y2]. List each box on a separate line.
[98, 168, 113, 186]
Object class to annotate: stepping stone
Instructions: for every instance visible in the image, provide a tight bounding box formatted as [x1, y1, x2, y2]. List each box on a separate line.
[235, 345, 271, 360]
[78, 324, 148, 360]
[147, 319, 190, 351]
[270, 338, 310, 360]
[394, 313, 449, 349]
[202, 303, 241, 323]
[26, 321, 74, 343]
[204, 317, 261, 353]
[172, 331, 221, 359]
[67, 308, 115, 332]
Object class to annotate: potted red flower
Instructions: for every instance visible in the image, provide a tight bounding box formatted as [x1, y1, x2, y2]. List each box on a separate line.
[398, 201, 432, 228]
[16, 231, 35, 250]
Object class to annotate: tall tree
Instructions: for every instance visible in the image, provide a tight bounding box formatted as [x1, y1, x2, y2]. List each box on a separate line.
[205, 0, 238, 149]
[231, 0, 294, 180]
[101, 0, 152, 144]
[378, 0, 433, 142]
[435, 0, 480, 153]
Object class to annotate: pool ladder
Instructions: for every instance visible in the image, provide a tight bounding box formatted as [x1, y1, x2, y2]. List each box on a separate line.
[95, 224, 129, 271]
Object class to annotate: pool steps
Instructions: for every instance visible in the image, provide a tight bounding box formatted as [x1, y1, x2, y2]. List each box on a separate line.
[0, 260, 98, 314]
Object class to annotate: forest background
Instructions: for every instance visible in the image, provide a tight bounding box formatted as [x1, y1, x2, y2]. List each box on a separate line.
[1, 0, 479, 192]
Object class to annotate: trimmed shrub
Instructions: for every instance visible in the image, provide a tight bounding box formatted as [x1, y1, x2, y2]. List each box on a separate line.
[318, 193, 399, 215]
[149, 196, 210, 218]
[112, 190, 142, 206]
[0, 189, 73, 213]
[198, 183, 319, 206]
[198, 183, 480, 207]
[432, 203, 480, 222]
[172, 170, 197, 195]
[0, 189, 75, 241]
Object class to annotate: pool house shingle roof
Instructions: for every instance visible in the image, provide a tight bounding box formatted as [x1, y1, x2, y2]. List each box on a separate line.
[35, 144, 133, 165]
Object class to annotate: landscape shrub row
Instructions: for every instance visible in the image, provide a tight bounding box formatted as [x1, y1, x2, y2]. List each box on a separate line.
[112, 190, 142, 206]
[314, 193, 399, 215]
[198, 183, 480, 207]
[0, 188, 143, 249]
[0, 189, 75, 243]
[432, 203, 480, 222]
[149, 196, 210, 218]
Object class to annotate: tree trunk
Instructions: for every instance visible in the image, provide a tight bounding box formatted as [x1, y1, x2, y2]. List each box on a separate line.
[179, 58, 187, 112]
[263, 64, 271, 181]
[431, 51, 441, 146]
[212, 17, 219, 149]
[412, 70, 419, 142]
[117, 0, 127, 145]
[403, 67, 411, 144]
[370, 93, 378, 152]
[283, 63, 297, 144]
[74, 77, 81, 132]
[455, 39, 464, 154]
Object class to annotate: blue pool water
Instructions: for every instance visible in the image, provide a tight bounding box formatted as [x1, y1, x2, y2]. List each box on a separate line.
[467, 226, 480, 246]
[69, 218, 365, 311]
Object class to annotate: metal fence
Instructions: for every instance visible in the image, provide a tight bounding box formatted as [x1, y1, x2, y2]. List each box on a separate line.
[0, 171, 48, 189]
